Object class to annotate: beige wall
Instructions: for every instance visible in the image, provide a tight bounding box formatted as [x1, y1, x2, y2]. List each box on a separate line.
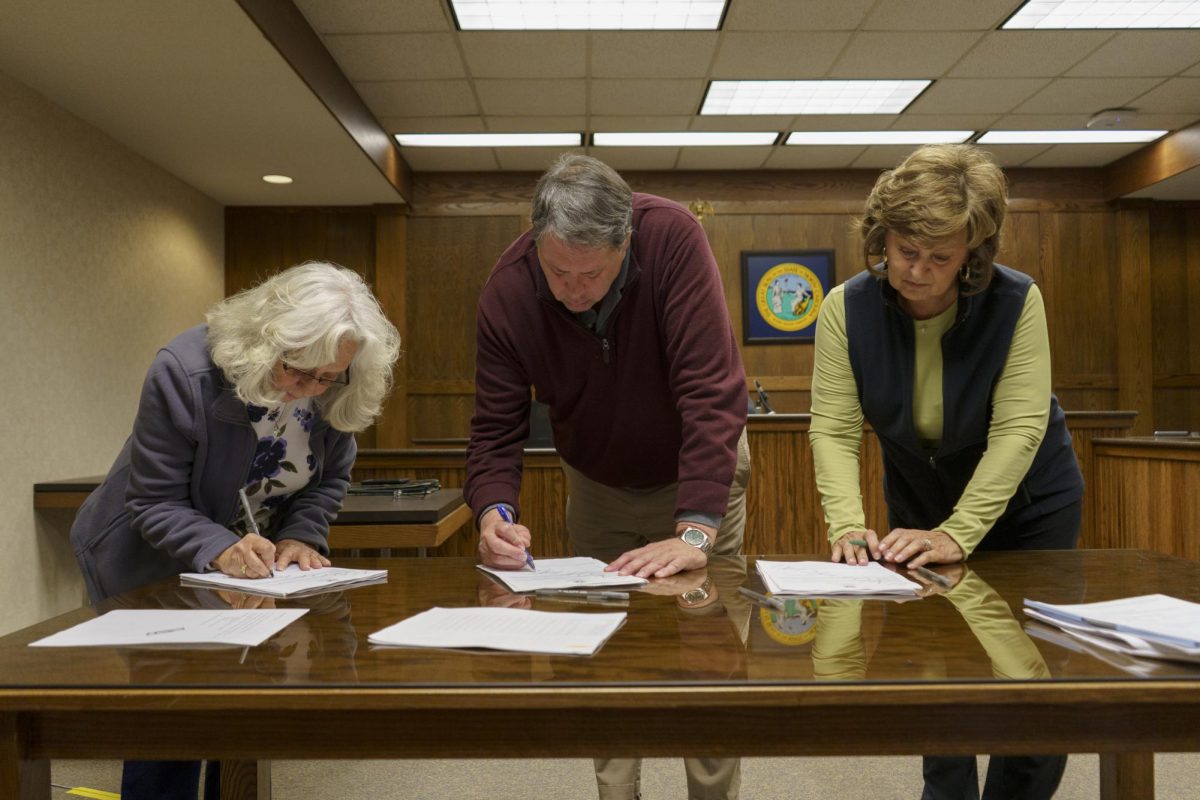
[0, 69, 224, 634]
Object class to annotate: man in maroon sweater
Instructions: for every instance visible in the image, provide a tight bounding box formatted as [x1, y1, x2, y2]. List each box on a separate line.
[465, 154, 749, 800]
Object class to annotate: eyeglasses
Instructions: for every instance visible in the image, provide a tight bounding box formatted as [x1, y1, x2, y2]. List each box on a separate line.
[282, 361, 351, 387]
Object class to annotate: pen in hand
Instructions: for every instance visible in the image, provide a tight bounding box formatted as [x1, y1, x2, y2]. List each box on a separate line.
[236, 487, 273, 579]
[496, 506, 535, 571]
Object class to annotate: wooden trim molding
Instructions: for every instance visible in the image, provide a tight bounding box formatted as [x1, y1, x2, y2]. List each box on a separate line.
[1104, 123, 1200, 200]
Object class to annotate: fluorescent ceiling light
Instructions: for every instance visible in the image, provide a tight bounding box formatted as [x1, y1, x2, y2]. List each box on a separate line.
[594, 132, 778, 146]
[262, 174, 293, 184]
[785, 131, 973, 145]
[702, 81, 930, 115]
[394, 133, 583, 147]
[977, 130, 1168, 144]
[1004, 1, 1200, 29]
[450, 0, 727, 30]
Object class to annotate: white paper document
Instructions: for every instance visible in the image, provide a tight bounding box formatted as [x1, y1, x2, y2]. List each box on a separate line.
[755, 560, 921, 597]
[179, 565, 388, 597]
[1024, 609, 1200, 664]
[477, 556, 648, 593]
[1023, 594, 1200, 656]
[369, 606, 626, 656]
[29, 609, 308, 648]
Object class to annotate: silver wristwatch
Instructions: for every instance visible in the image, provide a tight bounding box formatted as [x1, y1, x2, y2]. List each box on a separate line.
[679, 526, 713, 555]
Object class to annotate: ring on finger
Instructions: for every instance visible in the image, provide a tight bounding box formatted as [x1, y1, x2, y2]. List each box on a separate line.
[922, 538, 933, 552]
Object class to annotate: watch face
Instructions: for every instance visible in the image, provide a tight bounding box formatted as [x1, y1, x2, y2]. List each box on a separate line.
[682, 528, 706, 546]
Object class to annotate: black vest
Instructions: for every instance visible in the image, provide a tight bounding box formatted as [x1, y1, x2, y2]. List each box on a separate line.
[843, 265, 1083, 532]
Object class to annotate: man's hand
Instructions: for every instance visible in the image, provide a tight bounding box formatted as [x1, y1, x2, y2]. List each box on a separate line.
[478, 507, 532, 569]
[606, 523, 715, 578]
[214, 532, 277, 579]
[275, 539, 331, 571]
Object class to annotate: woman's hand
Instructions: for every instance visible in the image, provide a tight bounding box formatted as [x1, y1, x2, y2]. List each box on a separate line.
[879, 528, 964, 568]
[274, 538, 331, 571]
[831, 530, 880, 565]
[213, 532, 277, 578]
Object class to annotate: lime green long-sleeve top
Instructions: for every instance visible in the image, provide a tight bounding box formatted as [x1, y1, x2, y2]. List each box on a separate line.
[809, 282, 1052, 556]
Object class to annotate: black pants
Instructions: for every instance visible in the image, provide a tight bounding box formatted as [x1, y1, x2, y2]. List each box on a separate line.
[121, 760, 220, 800]
[920, 498, 1081, 800]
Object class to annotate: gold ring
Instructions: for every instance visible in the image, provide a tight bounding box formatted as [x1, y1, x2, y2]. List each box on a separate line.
[239, 562, 247, 575]
[922, 538, 933, 552]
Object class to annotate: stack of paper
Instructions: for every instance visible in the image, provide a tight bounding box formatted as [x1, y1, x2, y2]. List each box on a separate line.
[477, 556, 647, 593]
[369, 606, 626, 656]
[180, 564, 388, 598]
[30, 609, 308, 648]
[755, 560, 921, 597]
[1024, 594, 1200, 664]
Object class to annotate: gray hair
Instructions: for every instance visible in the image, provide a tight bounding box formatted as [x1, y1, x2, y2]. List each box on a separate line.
[206, 262, 401, 432]
[531, 154, 633, 250]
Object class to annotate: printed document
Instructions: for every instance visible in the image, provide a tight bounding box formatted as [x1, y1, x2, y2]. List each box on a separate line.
[478, 556, 647, 593]
[30, 609, 308, 648]
[179, 565, 388, 597]
[756, 560, 921, 597]
[1024, 594, 1200, 653]
[369, 606, 626, 656]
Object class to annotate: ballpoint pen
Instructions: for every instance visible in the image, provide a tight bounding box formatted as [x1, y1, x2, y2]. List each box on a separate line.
[911, 565, 953, 589]
[236, 487, 271, 578]
[145, 627, 185, 636]
[737, 585, 787, 613]
[496, 506, 535, 571]
[535, 589, 629, 602]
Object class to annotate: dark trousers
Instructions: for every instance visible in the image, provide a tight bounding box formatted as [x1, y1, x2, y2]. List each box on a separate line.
[121, 760, 220, 800]
[920, 498, 1081, 800]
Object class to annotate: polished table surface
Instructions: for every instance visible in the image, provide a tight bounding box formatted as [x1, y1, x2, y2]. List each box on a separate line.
[1, 550, 1198, 799]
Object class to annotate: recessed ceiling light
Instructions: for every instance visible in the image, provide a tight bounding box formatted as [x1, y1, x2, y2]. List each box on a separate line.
[394, 133, 583, 147]
[701, 81, 931, 115]
[785, 131, 974, 145]
[1004, 1, 1200, 29]
[262, 175, 293, 184]
[449, 0, 727, 30]
[593, 132, 778, 146]
[977, 130, 1168, 144]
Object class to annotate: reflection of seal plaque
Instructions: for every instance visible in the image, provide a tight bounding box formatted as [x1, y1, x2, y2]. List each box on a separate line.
[755, 263, 824, 332]
[759, 597, 821, 646]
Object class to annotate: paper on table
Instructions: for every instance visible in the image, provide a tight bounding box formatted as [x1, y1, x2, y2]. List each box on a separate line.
[29, 609, 308, 648]
[179, 565, 388, 598]
[755, 560, 921, 597]
[1024, 608, 1200, 663]
[369, 606, 626, 656]
[1024, 594, 1200, 650]
[1023, 622, 1185, 675]
[477, 556, 647, 593]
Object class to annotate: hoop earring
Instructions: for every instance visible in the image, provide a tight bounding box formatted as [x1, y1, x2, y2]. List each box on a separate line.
[881, 252, 888, 270]
[959, 262, 970, 281]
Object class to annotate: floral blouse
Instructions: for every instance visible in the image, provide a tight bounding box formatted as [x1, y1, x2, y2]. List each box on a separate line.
[240, 399, 316, 534]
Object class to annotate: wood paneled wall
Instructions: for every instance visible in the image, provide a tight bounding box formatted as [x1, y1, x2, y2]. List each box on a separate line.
[225, 171, 1200, 447]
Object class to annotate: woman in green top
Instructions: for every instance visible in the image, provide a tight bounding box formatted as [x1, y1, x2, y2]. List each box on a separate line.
[810, 144, 1082, 800]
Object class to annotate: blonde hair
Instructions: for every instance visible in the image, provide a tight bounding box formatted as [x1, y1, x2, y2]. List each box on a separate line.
[859, 144, 1008, 295]
[206, 262, 401, 432]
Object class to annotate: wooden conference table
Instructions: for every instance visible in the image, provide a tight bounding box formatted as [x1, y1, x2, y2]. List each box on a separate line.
[32, 477, 471, 554]
[1, 550, 1197, 800]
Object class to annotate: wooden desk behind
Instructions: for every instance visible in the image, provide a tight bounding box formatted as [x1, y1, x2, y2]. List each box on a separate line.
[0, 549, 1196, 800]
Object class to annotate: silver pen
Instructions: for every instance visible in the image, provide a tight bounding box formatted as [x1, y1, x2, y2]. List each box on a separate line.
[237, 487, 261, 536]
[737, 585, 787, 612]
[911, 565, 953, 589]
[535, 589, 629, 602]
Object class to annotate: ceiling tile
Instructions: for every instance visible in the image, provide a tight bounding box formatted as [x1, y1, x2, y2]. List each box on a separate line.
[850, 144, 928, 169]
[863, 0, 1018, 31]
[832, 32, 982, 79]
[724, 0, 875, 30]
[592, 116, 694, 131]
[357, 80, 478, 116]
[590, 79, 706, 116]
[323, 33, 464, 81]
[889, 113, 998, 130]
[1022, 143, 1145, 168]
[690, 115, 793, 131]
[948, 31, 1112, 78]
[762, 146, 867, 168]
[991, 112, 1200, 130]
[1186, 63, 1200, 77]
[588, 147, 682, 170]
[711, 32, 850, 78]
[906, 79, 1050, 115]
[1127, 78, 1200, 113]
[484, 116, 587, 132]
[675, 146, 773, 169]
[787, 115, 895, 131]
[1014, 78, 1166, 114]
[1068, 32, 1200, 78]
[294, 0, 451, 33]
[461, 32, 586, 78]
[400, 148, 499, 172]
[382, 116, 487, 133]
[591, 32, 718, 79]
[475, 79, 586, 116]
[495, 147, 585, 171]
[972, 144, 1053, 167]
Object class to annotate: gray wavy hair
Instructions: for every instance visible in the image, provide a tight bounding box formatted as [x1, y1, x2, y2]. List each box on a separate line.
[531, 154, 633, 250]
[206, 262, 401, 432]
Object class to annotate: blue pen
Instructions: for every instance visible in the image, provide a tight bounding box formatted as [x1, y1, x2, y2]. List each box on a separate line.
[497, 506, 535, 570]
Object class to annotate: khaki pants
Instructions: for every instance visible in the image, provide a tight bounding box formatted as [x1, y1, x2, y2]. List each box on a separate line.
[563, 428, 750, 800]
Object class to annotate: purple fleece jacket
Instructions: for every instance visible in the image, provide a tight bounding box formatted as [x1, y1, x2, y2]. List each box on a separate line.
[465, 193, 746, 521]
